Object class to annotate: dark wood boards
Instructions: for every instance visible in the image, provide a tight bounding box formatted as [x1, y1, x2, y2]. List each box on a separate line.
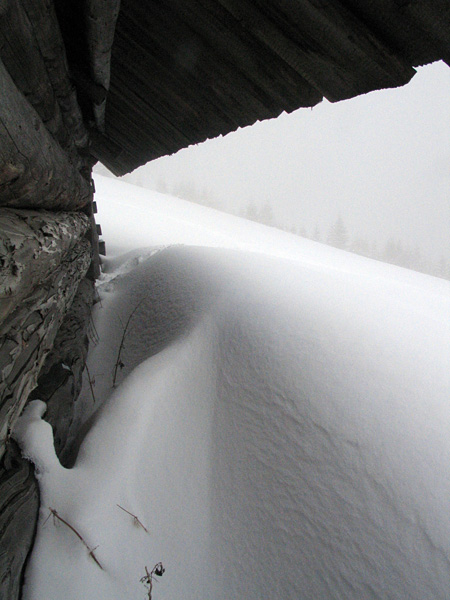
[0, 58, 92, 210]
[0, 209, 91, 323]
[19, 0, 89, 152]
[0, 0, 68, 149]
[213, 0, 415, 100]
[0, 0, 89, 164]
[97, 0, 450, 175]
[342, 0, 450, 67]
[0, 440, 39, 600]
[85, 0, 121, 130]
[29, 278, 95, 467]
[2, 0, 449, 176]
[0, 209, 91, 461]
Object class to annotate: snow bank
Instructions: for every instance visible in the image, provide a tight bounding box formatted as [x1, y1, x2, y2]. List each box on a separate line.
[15, 177, 450, 599]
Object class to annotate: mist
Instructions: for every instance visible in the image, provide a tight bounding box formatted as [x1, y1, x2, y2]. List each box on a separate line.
[96, 60, 450, 274]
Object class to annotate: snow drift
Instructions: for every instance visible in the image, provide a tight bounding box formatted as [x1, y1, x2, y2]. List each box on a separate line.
[15, 176, 450, 599]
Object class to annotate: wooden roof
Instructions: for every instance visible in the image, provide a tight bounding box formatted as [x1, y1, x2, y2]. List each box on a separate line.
[4, 1, 450, 178]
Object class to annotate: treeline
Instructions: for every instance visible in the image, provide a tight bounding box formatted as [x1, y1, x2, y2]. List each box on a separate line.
[243, 206, 450, 282]
[146, 177, 450, 282]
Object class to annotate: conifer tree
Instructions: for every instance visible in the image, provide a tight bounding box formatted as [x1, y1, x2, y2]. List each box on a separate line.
[327, 215, 349, 249]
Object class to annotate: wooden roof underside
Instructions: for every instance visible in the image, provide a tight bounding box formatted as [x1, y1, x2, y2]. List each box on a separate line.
[4, 0, 450, 179]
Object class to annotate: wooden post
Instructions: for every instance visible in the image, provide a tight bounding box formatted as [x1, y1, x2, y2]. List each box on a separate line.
[0, 58, 91, 210]
[20, 0, 89, 151]
[0, 441, 39, 600]
[85, 0, 121, 130]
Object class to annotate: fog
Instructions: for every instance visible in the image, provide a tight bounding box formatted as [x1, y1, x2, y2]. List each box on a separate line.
[96, 60, 449, 271]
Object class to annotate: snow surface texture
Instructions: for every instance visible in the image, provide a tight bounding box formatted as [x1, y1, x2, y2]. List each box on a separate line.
[15, 176, 450, 599]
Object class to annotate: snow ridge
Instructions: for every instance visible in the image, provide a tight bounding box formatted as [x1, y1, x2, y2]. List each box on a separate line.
[14, 178, 450, 599]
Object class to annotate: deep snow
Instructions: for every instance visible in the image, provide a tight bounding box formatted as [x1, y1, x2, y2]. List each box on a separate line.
[14, 175, 450, 599]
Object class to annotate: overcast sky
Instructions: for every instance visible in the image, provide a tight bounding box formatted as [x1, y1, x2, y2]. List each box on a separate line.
[98, 60, 450, 260]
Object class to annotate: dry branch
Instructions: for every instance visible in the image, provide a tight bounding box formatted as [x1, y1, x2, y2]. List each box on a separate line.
[140, 563, 165, 600]
[84, 362, 97, 404]
[112, 300, 144, 388]
[116, 504, 149, 533]
[48, 508, 104, 570]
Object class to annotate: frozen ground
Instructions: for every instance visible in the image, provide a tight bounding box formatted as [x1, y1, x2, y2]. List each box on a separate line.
[15, 175, 450, 599]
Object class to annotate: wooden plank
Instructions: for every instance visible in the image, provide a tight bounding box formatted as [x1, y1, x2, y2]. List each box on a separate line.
[29, 278, 95, 466]
[0, 58, 91, 210]
[0, 209, 92, 461]
[0, 0, 69, 149]
[0, 441, 39, 600]
[0, 209, 90, 323]
[85, 0, 121, 130]
[213, 0, 415, 101]
[20, 0, 89, 151]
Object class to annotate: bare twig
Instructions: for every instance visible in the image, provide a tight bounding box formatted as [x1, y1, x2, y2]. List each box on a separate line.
[116, 504, 149, 533]
[140, 563, 165, 599]
[84, 362, 96, 404]
[112, 299, 144, 388]
[48, 508, 104, 570]
[93, 286, 103, 308]
[88, 313, 100, 345]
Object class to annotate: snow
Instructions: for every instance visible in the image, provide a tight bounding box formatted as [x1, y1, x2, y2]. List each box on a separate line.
[14, 175, 450, 599]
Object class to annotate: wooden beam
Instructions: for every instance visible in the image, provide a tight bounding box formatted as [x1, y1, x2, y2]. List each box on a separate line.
[85, 0, 121, 130]
[0, 208, 91, 461]
[86, 0, 121, 90]
[0, 441, 39, 600]
[213, 0, 415, 101]
[20, 0, 89, 151]
[0, 58, 91, 210]
[0, 0, 69, 150]
[0, 209, 91, 323]
[29, 278, 95, 466]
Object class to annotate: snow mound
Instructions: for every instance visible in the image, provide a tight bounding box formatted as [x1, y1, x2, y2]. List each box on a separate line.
[15, 177, 450, 599]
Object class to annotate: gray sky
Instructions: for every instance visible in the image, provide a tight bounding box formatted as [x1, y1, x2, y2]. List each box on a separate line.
[98, 60, 450, 260]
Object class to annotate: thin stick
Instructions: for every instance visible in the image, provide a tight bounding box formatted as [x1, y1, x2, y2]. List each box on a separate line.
[88, 314, 100, 345]
[48, 508, 104, 570]
[144, 566, 153, 599]
[84, 362, 96, 404]
[140, 563, 164, 600]
[116, 504, 149, 533]
[112, 299, 144, 388]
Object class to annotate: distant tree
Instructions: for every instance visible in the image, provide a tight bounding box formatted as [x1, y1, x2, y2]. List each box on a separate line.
[410, 245, 427, 274]
[312, 224, 321, 242]
[327, 215, 349, 250]
[258, 201, 275, 226]
[382, 238, 403, 266]
[244, 201, 259, 222]
[350, 237, 371, 257]
[369, 241, 379, 261]
[435, 256, 450, 280]
[172, 179, 196, 200]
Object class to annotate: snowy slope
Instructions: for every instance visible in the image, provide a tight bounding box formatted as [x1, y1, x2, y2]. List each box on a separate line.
[15, 176, 450, 599]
